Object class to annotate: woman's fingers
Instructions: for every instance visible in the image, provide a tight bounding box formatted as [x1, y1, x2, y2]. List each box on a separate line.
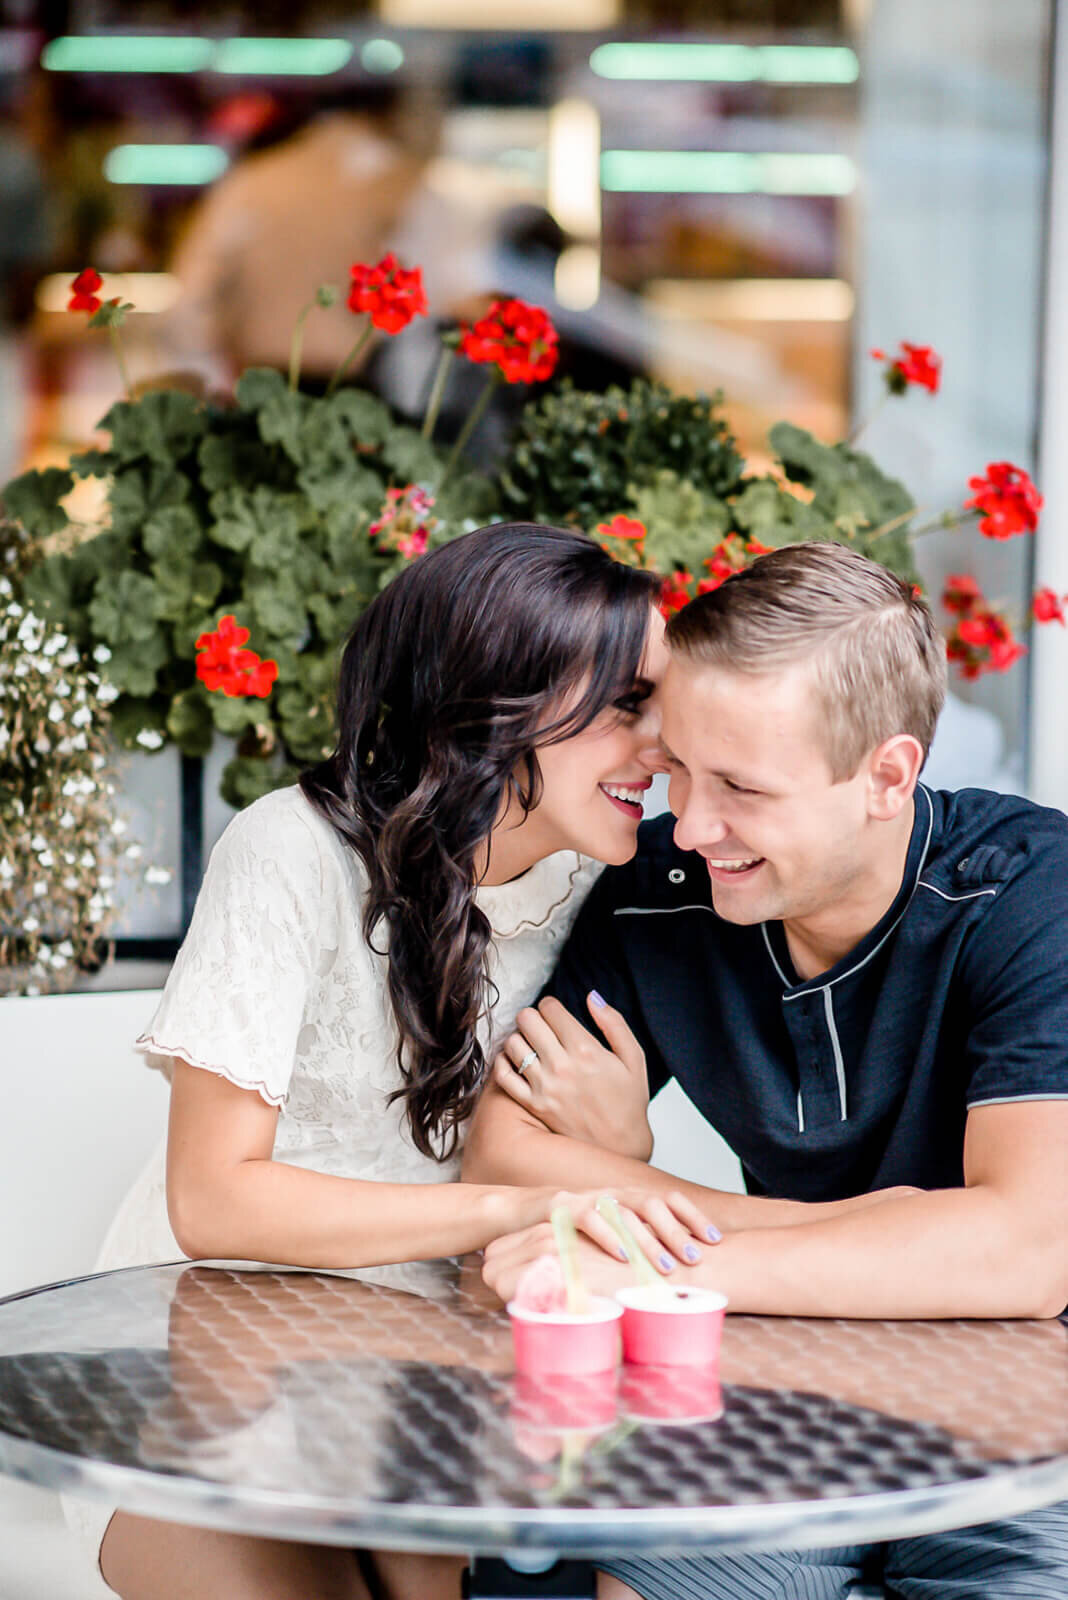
[583, 992, 646, 1074]
[492, 1052, 535, 1106]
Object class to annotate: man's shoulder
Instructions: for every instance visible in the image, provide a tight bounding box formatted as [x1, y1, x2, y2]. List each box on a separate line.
[922, 785, 1068, 895]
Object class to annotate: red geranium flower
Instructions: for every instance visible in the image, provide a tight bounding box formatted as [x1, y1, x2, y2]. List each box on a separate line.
[348, 253, 427, 334]
[69, 268, 103, 314]
[459, 298, 559, 384]
[870, 341, 942, 395]
[596, 515, 647, 543]
[696, 534, 771, 593]
[1033, 587, 1067, 626]
[195, 614, 278, 699]
[659, 570, 694, 618]
[965, 461, 1043, 540]
[941, 573, 983, 615]
[946, 605, 1026, 679]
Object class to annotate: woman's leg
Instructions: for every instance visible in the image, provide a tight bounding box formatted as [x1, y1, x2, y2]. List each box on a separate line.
[369, 1549, 468, 1598]
[100, 1510, 372, 1600]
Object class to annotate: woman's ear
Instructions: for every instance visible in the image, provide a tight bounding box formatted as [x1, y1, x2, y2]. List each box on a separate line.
[867, 734, 924, 820]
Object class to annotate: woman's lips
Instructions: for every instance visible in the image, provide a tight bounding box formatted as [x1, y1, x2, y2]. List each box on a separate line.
[599, 782, 648, 820]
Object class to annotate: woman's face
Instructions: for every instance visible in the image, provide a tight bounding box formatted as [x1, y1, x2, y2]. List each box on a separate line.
[514, 608, 670, 867]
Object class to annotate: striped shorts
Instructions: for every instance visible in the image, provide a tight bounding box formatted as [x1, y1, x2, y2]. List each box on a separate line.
[597, 1501, 1068, 1599]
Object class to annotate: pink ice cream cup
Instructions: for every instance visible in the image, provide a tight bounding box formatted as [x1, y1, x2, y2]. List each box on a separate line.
[507, 1297, 623, 1375]
[619, 1361, 723, 1425]
[615, 1284, 728, 1367]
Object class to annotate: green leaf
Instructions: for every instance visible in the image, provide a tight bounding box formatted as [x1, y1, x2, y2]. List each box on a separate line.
[99, 390, 207, 466]
[206, 693, 261, 735]
[209, 485, 310, 553]
[88, 570, 162, 645]
[68, 448, 117, 479]
[730, 479, 827, 546]
[296, 455, 382, 515]
[150, 552, 224, 622]
[236, 367, 306, 462]
[628, 471, 731, 573]
[381, 430, 440, 484]
[143, 503, 205, 559]
[245, 569, 307, 647]
[101, 631, 170, 697]
[219, 752, 300, 810]
[1, 467, 74, 538]
[167, 687, 215, 757]
[198, 429, 282, 494]
[107, 465, 190, 535]
[329, 387, 393, 444]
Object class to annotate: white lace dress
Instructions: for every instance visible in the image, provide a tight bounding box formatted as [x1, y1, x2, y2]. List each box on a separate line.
[68, 783, 601, 1574]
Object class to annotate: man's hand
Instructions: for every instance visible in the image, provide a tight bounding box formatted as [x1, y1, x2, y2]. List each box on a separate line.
[484, 1220, 665, 1303]
[494, 993, 653, 1160]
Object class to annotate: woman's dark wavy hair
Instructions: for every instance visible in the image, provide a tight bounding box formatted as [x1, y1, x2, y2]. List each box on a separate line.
[301, 522, 660, 1161]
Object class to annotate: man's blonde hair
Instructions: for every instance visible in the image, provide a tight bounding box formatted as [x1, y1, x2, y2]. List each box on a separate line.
[666, 542, 947, 781]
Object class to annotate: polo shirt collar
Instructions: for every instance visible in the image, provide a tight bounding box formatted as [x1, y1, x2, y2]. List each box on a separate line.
[762, 783, 937, 994]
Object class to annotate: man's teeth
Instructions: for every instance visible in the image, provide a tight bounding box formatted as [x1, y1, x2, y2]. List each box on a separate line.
[707, 857, 760, 872]
[602, 783, 645, 805]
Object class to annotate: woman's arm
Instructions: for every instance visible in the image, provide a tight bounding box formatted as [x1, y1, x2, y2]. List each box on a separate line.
[165, 1062, 715, 1269]
[166, 1062, 553, 1267]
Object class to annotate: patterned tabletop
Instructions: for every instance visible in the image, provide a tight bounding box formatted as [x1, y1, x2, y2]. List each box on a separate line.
[0, 1261, 1065, 1555]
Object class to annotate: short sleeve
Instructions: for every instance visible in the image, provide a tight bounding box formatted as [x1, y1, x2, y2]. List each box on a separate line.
[961, 842, 1068, 1109]
[135, 791, 324, 1106]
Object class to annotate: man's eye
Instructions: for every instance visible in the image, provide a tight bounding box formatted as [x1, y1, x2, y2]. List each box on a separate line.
[724, 778, 758, 795]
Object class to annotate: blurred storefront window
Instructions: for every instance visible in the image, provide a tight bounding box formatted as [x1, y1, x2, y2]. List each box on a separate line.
[0, 0, 1052, 942]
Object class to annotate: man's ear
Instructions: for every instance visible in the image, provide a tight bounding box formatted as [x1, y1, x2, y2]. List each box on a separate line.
[866, 734, 924, 820]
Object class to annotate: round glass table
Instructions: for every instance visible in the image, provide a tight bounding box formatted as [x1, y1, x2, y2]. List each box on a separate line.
[0, 1261, 1065, 1560]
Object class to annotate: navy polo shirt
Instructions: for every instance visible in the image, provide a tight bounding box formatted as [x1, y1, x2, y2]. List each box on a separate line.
[543, 785, 1068, 1201]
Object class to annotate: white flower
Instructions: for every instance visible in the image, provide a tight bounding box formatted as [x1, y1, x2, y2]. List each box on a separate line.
[71, 732, 88, 750]
[110, 818, 128, 836]
[71, 706, 92, 728]
[92, 754, 107, 770]
[57, 940, 74, 958]
[13, 660, 29, 677]
[37, 850, 54, 867]
[42, 633, 67, 656]
[32, 881, 48, 897]
[135, 728, 164, 750]
[144, 866, 173, 886]
[96, 682, 119, 704]
[51, 952, 68, 970]
[79, 851, 96, 868]
[0, 859, 13, 883]
[62, 779, 81, 797]
[124, 843, 143, 860]
[30, 834, 48, 851]
[93, 644, 112, 663]
[34, 735, 51, 755]
[47, 699, 64, 722]
[59, 811, 76, 828]
[55, 678, 71, 697]
[21, 915, 39, 933]
[98, 874, 115, 889]
[63, 875, 79, 890]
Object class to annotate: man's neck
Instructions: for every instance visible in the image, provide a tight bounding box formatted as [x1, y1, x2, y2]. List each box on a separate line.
[782, 798, 917, 982]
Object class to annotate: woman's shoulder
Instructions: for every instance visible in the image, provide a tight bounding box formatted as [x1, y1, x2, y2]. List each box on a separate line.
[208, 786, 361, 894]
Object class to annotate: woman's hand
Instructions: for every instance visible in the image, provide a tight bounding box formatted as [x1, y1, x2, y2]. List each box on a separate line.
[495, 994, 653, 1160]
[483, 1221, 639, 1303]
[516, 1185, 721, 1277]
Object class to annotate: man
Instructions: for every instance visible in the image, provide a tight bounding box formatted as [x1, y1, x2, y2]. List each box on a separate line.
[465, 542, 1068, 1599]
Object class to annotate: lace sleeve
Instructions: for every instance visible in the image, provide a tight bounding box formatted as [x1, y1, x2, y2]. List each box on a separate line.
[135, 791, 325, 1106]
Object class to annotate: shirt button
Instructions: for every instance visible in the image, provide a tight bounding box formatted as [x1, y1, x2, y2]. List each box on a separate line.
[957, 857, 970, 870]
[668, 868, 686, 884]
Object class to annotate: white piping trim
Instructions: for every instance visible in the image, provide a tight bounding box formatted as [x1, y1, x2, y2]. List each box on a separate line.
[918, 881, 998, 903]
[771, 784, 937, 1001]
[761, 922, 793, 987]
[796, 1088, 805, 1133]
[614, 904, 715, 917]
[823, 986, 848, 1120]
[967, 1094, 1068, 1107]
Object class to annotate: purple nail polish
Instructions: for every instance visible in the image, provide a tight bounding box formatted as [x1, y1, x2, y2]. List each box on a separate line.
[707, 1225, 722, 1243]
[590, 990, 607, 1009]
[618, 1246, 629, 1261]
[659, 1253, 675, 1272]
[683, 1244, 700, 1263]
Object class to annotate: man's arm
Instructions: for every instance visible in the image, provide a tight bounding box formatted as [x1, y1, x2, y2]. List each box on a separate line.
[482, 1100, 1068, 1318]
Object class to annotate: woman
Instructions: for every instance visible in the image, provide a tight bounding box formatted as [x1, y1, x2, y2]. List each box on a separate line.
[87, 523, 712, 1599]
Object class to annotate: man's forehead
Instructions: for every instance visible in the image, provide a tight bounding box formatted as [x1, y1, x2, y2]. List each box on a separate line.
[659, 656, 827, 774]
[661, 654, 816, 708]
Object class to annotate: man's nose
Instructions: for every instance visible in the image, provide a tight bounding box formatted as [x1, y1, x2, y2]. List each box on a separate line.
[672, 788, 729, 853]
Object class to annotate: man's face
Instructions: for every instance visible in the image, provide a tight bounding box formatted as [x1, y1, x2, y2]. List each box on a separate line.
[658, 656, 876, 927]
